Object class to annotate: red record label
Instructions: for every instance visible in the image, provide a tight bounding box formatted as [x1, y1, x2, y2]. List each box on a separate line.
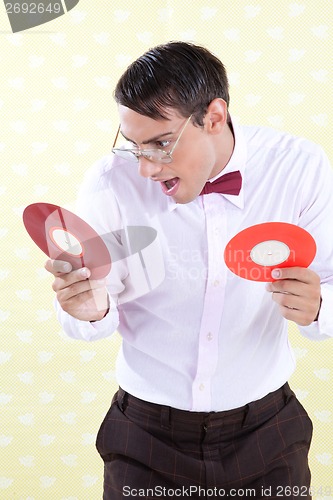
[224, 222, 316, 282]
[23, 203, 111, 279]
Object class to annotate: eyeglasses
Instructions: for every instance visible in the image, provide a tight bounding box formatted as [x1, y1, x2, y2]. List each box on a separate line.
[112, 115, 192, 164]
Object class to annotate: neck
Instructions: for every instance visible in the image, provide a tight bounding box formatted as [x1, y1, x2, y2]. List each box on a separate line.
[210, 122, 235, 178]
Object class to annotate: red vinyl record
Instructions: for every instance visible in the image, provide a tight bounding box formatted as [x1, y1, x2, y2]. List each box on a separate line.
[23, 203, 111, 279]
[224, 222, 316, 282]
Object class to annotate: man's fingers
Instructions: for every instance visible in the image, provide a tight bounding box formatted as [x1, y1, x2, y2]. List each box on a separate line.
[45, 259, 73, 276]
[44, 260, 93, 293]
[51, 267, 92, 293]
[266, 266, 321, 325]
[55, 276, 102, 301]
[270, 266, 319, 285]
[267, 267, 320, 294]
[270, 290, 303, 310]
[266, 280, 303, 297]
[270, 292, 319, 326]
[44, 259, 108, 322]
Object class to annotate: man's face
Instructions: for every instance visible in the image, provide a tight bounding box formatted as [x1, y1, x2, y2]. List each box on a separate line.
[118, 105, 229, 204]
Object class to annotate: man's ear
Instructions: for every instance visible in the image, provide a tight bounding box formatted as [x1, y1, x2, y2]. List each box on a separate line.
[204, 98, 228, 134]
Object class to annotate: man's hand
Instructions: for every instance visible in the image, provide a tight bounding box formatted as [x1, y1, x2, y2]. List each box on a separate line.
[266, 267, 321, 326]
[44, 259, 109, 322]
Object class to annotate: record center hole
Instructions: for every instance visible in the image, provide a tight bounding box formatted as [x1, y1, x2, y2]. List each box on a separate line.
[51, 228, 83, 256]
[250, 240, 290, 266]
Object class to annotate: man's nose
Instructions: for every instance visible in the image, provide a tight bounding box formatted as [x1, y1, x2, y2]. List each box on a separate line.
[138, 157, 163, 178]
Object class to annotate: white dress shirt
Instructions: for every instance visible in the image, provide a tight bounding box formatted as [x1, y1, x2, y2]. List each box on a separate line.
[56, 118, 333, 411]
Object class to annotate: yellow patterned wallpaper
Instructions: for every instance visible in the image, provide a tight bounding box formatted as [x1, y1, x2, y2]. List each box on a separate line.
[0, 0, 332, 498]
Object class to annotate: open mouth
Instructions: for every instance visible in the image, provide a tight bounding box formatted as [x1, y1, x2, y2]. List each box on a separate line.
[160, 177, 180, 196]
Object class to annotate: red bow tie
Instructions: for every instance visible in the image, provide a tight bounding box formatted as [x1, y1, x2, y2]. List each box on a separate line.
[200, 170, 242, 196]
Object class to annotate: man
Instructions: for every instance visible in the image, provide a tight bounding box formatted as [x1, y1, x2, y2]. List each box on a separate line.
[46, 42, 333, 499]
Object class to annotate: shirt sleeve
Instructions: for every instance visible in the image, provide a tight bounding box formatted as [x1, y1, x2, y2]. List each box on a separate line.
[55, 292, 120, 341]
[297, 146, 333, 340]
[299, 283, 333, 340]
[54, 156, 127, 342]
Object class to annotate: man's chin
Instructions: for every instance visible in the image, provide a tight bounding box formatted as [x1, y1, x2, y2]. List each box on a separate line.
[172, 192, 199, 204]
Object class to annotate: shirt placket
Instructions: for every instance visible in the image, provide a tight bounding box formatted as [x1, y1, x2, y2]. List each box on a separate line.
[191, 196, 227, 411]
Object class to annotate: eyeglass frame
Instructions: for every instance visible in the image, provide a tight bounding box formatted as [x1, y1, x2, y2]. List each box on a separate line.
[112, 115, 193, 164]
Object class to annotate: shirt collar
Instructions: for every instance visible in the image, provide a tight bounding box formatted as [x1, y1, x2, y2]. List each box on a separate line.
[168, 114, 246, 212]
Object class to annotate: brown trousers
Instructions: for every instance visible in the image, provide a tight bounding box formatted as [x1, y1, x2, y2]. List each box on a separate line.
[96, 383, 313, 499]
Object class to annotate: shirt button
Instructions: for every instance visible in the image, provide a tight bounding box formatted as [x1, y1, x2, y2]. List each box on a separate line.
[207, 332, 213, 341]
[213, 280, 220, 287]
[199, 383, 205, 391]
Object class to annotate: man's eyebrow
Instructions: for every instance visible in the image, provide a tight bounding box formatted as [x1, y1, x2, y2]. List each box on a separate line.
[120, 130, 174, 145]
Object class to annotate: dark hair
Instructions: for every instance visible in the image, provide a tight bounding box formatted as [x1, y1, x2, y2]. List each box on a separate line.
[114, 41, 229, 126]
